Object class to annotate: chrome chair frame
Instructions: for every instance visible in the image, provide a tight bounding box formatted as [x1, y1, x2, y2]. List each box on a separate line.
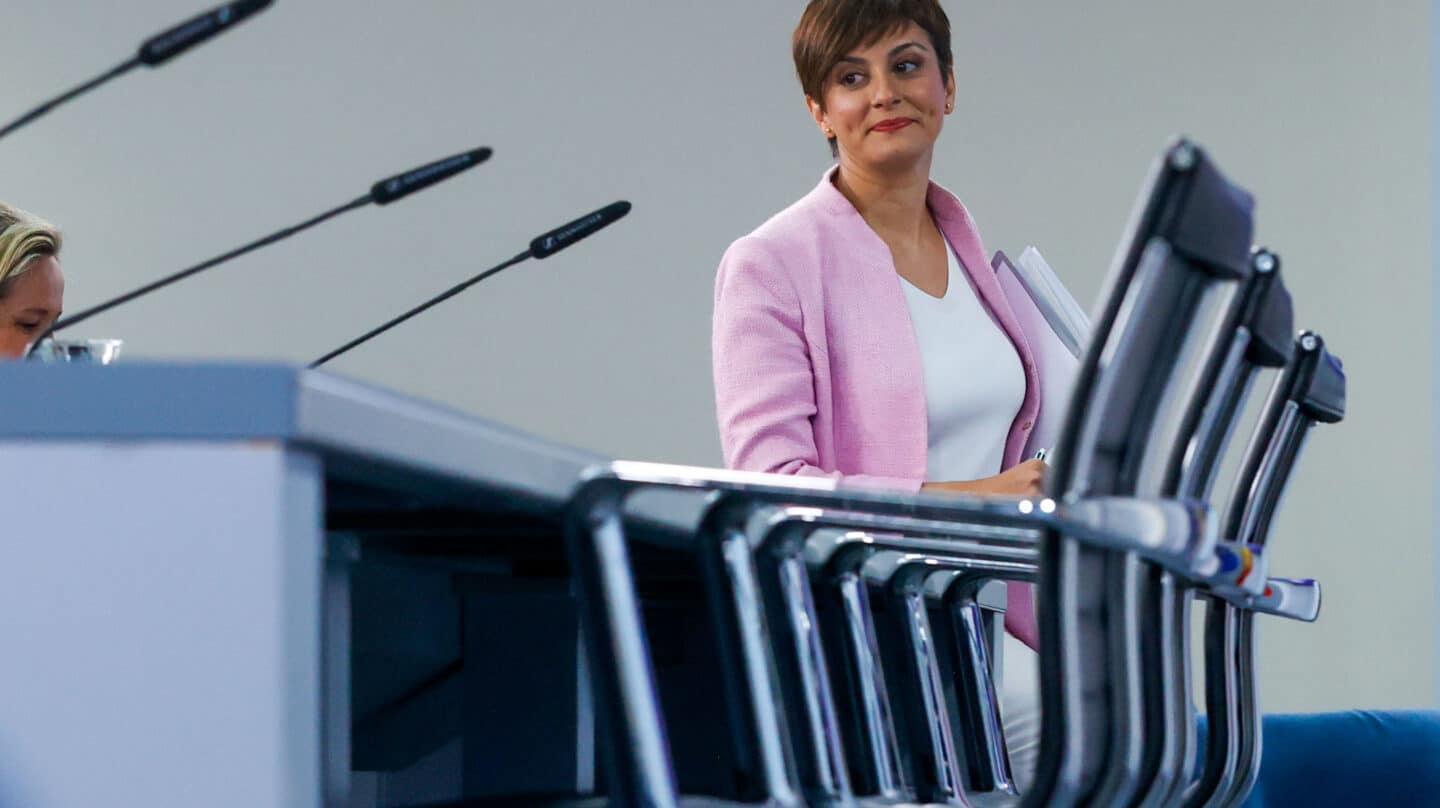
[758, 496, 1203, 804]
[1033, 139, 1258, 808]
[738, 495, 1205, 805]
[869, 536, 1274, 805]
[562, 462, 1207, 807]
[1126, 245, 1296, 808]
[876, 333, 1332, 808]
[743, 498, 1251, 806]
[750, 505, 1041, 804]
[1187, 331, 1345, 808]
[791, 498, 1211, 805]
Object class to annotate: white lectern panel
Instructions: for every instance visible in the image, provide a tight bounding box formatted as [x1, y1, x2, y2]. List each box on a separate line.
[0, 442, 323, 808]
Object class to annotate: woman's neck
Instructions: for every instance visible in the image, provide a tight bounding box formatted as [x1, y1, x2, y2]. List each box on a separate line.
[832, 154, 935, 246]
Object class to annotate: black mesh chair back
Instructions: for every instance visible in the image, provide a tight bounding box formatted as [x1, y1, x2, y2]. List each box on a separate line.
[1029, 139, 1256, 807]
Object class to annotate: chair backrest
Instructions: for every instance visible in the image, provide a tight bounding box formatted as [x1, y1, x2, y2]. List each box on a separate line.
[1173, 249, 1296, 500]
[1052, 140, 1256, 498]
[1208, 332, 1346, 808]
[1131, 249, 1297, 806]
[1030, 139, 1257, 807]
[1223, 331, 1346, 547]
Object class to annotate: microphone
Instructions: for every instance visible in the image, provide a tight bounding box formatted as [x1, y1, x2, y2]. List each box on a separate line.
[0, 0, 275, 142]
[310, 200, 633, 367]
[29, 147, 493, 353]
[529, 201, 633, 258]
[139, 0, 274, 66]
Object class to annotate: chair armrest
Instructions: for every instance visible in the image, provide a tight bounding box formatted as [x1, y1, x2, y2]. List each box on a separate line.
[1194, 542, 1268, 601]
[583, 461, 1214, 572]
[1251, 577, 1321, 622]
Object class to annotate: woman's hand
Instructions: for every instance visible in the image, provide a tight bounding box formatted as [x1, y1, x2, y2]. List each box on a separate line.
[921, 459, 1047, 497]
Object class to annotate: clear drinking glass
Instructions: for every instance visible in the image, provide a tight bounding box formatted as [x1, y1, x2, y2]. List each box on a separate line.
[27, 338, 124, 365]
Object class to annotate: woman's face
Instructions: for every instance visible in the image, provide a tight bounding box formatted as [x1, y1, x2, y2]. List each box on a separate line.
[809, 22, 955, 172]
[0, 256, 64, 358]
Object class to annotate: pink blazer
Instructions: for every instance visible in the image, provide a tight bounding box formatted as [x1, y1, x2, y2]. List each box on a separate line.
[712, 167, 1044, 648]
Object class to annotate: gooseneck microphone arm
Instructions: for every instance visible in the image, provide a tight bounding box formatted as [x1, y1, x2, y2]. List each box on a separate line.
[0, 0, 275, 143]
[47, 194, 373, 337]
[0, 58, 142, 141]
[310, 200, 632, 368]
[26, 146, 493, 355]
[309, 250, 532, 368]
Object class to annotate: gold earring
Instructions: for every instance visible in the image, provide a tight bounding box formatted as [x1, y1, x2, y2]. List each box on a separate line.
[824, 127, 834, 137]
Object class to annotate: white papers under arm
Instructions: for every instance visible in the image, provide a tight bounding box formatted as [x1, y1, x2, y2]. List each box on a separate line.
[1010, 246, 1091, 358]
[992, 249, 1083, 460]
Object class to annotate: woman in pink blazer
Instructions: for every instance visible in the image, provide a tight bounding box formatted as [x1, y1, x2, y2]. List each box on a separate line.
[711, 0, 1050, 783]
[712, 0, 1044, 635]
[714, 1, 1440, 801]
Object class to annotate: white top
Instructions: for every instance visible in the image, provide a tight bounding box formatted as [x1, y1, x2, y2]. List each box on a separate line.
[900, 242, 1026, 482]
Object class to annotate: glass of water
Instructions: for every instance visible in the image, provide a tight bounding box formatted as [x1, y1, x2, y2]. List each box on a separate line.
[27, 338, 124, 365]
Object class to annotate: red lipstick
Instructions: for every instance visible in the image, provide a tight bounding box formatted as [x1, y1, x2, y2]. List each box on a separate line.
[871, 117, 915, 133]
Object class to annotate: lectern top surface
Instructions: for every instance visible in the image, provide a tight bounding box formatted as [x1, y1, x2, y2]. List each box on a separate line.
[0, 361, 608, 509]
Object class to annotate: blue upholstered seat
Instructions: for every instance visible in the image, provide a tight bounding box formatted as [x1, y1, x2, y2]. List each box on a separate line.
[1197, 710, 1440, 807]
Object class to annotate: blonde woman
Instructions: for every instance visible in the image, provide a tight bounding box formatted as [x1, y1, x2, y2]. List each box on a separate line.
[0, 203, 64, 358]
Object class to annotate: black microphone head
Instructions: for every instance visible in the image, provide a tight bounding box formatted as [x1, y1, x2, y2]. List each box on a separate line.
[370, 147, 493, 206]
[529, 201, 632, 259]
[137, 0, 275, 66]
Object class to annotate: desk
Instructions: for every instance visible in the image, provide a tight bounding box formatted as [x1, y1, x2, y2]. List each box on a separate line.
[0, 362, 699, 807]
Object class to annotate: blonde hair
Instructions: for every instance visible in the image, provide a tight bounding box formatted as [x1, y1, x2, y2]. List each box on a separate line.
[0, 202, 62, 295]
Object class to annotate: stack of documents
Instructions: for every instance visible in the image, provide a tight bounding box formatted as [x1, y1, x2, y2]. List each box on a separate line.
[1000, 247, 1090, 358]
[991, 247, 1090, 458]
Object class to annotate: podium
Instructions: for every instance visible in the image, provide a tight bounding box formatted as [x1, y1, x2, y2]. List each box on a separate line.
[0, 362, 686, 807]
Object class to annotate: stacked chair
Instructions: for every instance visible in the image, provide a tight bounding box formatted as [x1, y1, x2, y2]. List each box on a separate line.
[1185, 332, 1344, 808]
[448, 139, 1344, 807]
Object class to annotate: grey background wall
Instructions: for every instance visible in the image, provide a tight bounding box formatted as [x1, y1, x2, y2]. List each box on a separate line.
[2, 1, 1431, 712]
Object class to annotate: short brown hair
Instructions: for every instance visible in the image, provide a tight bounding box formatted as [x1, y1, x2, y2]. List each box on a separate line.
[792, 0, 954, 112]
